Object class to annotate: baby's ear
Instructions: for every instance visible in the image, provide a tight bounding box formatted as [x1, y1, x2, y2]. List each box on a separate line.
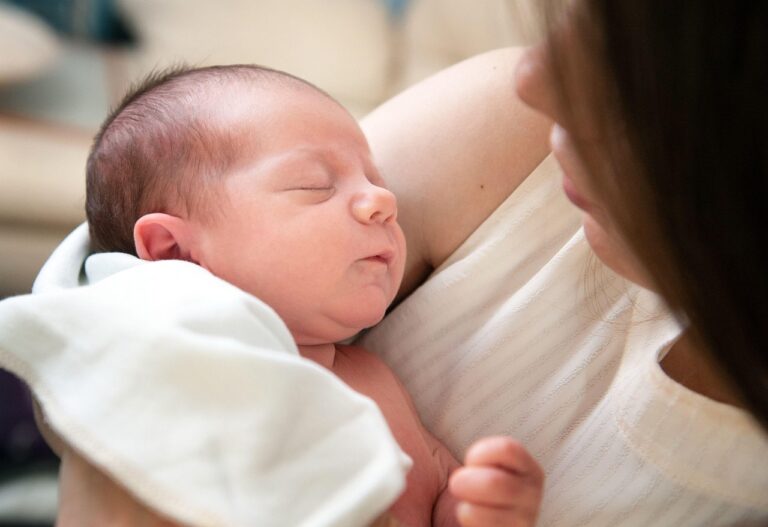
[134, 213, 195, 262]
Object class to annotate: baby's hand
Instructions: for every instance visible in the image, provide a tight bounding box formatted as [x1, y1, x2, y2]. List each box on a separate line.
[448, 436, 544, 527]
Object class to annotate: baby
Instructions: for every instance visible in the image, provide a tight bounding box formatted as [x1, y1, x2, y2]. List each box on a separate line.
[85, 64, 542, 526]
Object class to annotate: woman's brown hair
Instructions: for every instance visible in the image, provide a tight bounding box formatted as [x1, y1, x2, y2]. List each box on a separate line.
[545, 2, 767, 425]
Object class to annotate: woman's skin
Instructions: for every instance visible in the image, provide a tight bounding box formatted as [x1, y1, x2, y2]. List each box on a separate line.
[361, 48, 552, 301]
[51, 48, 551, 526]
[57, 450, 178, 527]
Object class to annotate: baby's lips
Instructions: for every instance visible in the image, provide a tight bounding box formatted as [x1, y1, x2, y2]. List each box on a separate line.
[377, 249, 395, 264]
[365, 255, 389, 265]
[360, 248, 395, 265]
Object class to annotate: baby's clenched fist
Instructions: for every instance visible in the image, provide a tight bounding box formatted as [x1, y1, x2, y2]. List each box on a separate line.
[449, 436, 544, 527]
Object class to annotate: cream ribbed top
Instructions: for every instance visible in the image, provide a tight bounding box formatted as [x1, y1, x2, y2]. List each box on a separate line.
[360, 156, 768, 526]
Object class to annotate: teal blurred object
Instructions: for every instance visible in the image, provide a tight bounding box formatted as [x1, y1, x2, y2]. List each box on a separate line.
[1, 0, 133, 42]
[381, 0, 411, 18]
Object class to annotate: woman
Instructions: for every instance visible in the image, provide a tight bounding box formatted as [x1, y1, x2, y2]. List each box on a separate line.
[361, 2, 767, 525]
[51, 3, 768, 526]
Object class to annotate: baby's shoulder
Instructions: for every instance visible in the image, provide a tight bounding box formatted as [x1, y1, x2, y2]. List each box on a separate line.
[334, 344, 425, 430]
[333, 344, 406, 391]
[335, 343, 390, 369]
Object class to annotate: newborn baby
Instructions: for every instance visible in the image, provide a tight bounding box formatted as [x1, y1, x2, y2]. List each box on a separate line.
[85, 64, 541, 526]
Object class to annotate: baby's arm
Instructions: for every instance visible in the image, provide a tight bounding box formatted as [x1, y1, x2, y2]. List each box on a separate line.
[449, 436, 544, 527]
[428, 433, 462, 527]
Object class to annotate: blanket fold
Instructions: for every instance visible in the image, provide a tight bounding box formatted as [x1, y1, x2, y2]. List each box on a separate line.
[0, 224, 409, 527]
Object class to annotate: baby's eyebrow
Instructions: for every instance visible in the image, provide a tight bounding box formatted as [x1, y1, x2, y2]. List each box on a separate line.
[248, 149, 321, 178]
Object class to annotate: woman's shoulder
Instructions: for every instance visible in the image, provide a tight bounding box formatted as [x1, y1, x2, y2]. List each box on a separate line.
[362, 48, 552, 299]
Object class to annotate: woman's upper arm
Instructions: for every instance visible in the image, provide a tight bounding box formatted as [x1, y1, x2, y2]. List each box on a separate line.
[361, 47, 551, 298]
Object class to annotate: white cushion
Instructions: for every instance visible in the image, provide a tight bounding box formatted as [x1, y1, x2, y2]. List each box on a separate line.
[395, 0, 542, 90]
[117, 0, 395, 116]
[0, 3, 59, 85]
[0, 119, 88, 227]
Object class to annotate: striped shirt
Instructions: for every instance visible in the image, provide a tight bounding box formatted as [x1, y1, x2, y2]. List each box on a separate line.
[360, 156, 768, 526]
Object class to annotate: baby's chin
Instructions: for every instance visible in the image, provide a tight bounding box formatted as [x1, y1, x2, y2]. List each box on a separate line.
[293, 310, 387, 346]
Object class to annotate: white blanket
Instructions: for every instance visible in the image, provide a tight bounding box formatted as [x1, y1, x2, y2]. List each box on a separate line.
[0, 224, 410, 527]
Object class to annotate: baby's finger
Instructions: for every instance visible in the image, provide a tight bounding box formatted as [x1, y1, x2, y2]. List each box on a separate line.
[449, 466, 542, 510]
[456, 501, 536, 527]
[464, 436, 544, 485]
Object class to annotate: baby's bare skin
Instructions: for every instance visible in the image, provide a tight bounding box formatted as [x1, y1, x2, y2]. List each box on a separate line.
[55, 50, 548, 526]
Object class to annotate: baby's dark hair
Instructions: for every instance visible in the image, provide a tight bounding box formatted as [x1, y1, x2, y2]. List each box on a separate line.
[86, 64, 329, 255]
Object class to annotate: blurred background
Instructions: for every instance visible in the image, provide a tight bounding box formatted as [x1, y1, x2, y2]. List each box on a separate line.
[0, 0, 540, 524]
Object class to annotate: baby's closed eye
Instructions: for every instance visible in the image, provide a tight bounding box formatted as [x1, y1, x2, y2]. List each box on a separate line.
[283, 182, 336, 203]
[291, 185, 334, 191]
[282, 168, 334, 191]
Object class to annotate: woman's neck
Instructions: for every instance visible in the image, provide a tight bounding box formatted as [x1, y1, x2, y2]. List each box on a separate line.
[660, 332, 744, 408]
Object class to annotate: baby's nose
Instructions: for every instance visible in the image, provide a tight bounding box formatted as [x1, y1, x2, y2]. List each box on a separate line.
[352, 185, 397, 225]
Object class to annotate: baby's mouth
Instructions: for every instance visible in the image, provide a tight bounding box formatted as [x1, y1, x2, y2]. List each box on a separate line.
[362, 250, 394, 265]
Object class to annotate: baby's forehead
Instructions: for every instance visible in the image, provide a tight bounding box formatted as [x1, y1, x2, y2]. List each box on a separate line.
[195, 77, 332, 116]
[188, 81, 336, 143]
[177, 77, 367, 173]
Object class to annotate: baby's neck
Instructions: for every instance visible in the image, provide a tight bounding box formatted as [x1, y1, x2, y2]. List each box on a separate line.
[298, 342, 337, 369]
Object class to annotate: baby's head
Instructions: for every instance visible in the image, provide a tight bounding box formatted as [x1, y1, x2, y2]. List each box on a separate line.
[87, 65, 335, 254]
[87, 65, 406, 344]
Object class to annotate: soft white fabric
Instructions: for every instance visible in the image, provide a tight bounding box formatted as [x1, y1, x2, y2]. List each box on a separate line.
[360, 155, 768, 526]
[0, 224, 410, 527]
[0, 2, 59, 85]
[116, 0, 394, 117]
[396, 0, 541, 90]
